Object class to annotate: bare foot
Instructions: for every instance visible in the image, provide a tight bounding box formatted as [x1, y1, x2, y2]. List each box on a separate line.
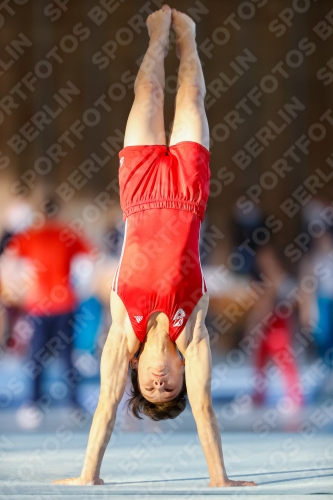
[209, 478, 257, 487]
[171, 8, 196, 59]
[52, 476, 104, 486]
[146, 4, 172, 55]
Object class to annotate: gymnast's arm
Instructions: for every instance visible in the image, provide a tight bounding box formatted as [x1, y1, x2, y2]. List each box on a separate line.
[184, 324, 229, 486]
[184, 322, 256, 487]
[53, 325, 130, 485]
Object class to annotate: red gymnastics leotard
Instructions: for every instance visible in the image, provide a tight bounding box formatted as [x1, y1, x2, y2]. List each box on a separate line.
[112, 141, 210, 343]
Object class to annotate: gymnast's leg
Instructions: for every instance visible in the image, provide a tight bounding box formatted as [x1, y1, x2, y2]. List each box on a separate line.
[123, 4, 171, 147]
[169, 8, 209, 149]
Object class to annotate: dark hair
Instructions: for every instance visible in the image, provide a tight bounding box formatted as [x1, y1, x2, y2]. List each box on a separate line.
[255, 240, 293, 275]
[43, 198, 58, 217]
[127, 367, 187, 421]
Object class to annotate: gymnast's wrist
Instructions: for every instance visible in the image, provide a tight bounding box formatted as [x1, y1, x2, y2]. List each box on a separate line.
[80, 468, 100, 483]
[209, 469, 228, 485]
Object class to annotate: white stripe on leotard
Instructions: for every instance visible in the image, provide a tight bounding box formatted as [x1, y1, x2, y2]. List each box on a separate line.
[198, 223, 206, 294]
[112, 219, 128, 293]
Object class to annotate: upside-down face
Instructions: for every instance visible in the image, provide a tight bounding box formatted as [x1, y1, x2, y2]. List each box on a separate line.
[130, 344, 185, 403]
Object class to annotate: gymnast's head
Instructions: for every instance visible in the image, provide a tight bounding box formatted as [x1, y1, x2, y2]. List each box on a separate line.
[127, 340, 187, 421]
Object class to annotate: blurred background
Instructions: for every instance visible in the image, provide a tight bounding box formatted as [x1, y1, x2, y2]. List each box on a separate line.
[0, 0, 333, 434]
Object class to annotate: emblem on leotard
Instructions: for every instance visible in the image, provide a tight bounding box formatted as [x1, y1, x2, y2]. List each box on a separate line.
[134, 315, 143, 323]
[172, 308, 186, 327]
[119, 156, 124, 167]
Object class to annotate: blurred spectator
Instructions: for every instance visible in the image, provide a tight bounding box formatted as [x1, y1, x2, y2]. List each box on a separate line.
[246, 244, 303, 408]
[299, 230, 333, 370]
[103, 223, 124, 258]
[231, 204, 265, 275]
[0, 200, 32, 254]
[71, 254, 103, 364]
[3, 199, 93, 428]
[0, 200, 33, 353]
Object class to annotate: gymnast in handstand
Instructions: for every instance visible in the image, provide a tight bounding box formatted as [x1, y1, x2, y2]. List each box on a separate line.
[54, 5, 256, 488]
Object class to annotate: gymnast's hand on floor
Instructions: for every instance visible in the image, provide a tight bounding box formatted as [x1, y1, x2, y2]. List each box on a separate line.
[209, 478, 257, 487]
[52, 476, 104, 485]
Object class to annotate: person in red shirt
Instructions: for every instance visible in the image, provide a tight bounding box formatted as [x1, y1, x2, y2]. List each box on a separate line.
[6, 199, 91, 425]
[246, 244, 303, 408]
[54, 5, 256, 488]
